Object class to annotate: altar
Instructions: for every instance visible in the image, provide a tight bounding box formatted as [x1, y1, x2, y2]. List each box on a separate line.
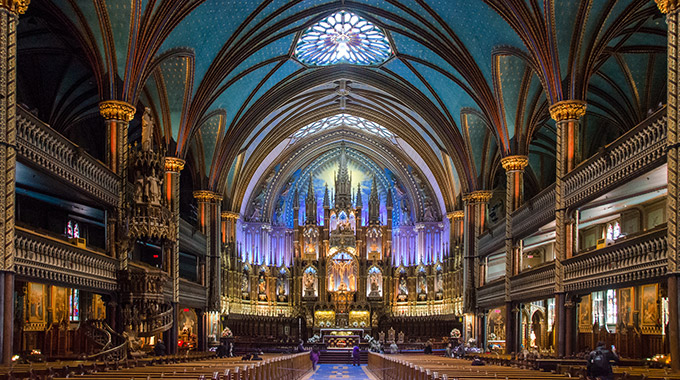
[321, 328, 365, 349]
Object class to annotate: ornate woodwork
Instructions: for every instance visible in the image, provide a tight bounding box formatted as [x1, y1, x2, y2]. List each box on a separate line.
[15, 226, 117, 291]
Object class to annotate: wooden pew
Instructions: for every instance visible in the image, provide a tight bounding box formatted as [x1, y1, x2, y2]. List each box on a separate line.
[45, 352, 311, 380]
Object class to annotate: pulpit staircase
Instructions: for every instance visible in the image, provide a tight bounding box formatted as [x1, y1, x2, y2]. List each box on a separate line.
[83, 320, 128, 361]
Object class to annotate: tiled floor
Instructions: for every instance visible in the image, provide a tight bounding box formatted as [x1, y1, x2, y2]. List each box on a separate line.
[309, 364, 371, 379]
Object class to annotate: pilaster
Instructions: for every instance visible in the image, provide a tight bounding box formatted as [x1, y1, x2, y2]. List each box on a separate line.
[657, 0, 680, 371]
[194, 190, 223, 311]
[549, 100, 586, 357]
[0, 0, 27, 364]
[462, 190, 492, 314]
[501, 155, 528, 354]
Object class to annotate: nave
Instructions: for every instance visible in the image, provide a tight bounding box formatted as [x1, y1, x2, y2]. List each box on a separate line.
[5, 0, 680, 376]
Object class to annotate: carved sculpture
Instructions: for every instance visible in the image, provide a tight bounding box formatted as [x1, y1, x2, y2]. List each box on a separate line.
[141, 107, 154, 151]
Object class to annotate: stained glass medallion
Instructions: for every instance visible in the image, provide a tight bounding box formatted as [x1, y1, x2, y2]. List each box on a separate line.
[295, 11, 392, 66]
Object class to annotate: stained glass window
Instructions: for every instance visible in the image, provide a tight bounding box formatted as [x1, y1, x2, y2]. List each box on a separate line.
[66, 220, 80, 239]
[69, 289, 79, 322]
[606, 289, 617, 325]
[295, 11, 392, 66]
[290, 114, 396, 143]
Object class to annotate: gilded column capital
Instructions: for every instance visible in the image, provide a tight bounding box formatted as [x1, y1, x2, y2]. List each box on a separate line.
[447, 211, 464, 220]
[500, 155, 529, 172]
[462, 190, 493, 204]
[549, 100, 587, 122]
[0, 0, 29, 14]
[164, 157, 185, 173]
[221, 211, 240, 220]
[656, 0, 680, 13]
[193, 190, 223, 202]
[99, 100, 136, 122]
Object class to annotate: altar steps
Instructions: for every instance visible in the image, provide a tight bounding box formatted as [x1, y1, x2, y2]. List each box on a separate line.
[318, 349, 368, 364]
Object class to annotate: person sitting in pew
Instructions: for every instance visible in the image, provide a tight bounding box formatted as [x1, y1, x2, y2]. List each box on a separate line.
[471, 356, 485, 366]
[153, 340, 166, 356]
[445, 343, 453, 358]
[586, 341, 619, 380]
[241, 353, 253, 361]
[216, 342, 228, 358]
[424, 340, 433, 355]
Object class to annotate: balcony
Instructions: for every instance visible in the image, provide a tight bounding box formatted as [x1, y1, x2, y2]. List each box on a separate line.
[476, 278, 505, 309]
[16, 107, 119, 206]
[563, 227, 667, 292]
[15, 226, 118, 291]
[509, 263, 555, 302]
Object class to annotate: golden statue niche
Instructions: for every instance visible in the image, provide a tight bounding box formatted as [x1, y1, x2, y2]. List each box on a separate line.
[327, 250, 357, 293]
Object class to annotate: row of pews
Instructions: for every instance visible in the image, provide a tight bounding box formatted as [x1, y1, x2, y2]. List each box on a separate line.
[558, 364, 680, 380]
[1, 352, 312, 380]
[367, 353, 680, 380]
[367, 353, 569, 380]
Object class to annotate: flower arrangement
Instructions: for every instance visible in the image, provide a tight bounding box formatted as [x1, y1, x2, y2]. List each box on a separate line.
[450, 328, 461, 339]
[221, 327, 233, 337]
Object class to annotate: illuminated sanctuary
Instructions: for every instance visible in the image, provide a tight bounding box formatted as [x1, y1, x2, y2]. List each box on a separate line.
[4, 0, 680, 374]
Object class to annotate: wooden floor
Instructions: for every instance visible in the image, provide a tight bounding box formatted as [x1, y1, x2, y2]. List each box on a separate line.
[367, 353, 680, 380]
[0, 352, 313, 380]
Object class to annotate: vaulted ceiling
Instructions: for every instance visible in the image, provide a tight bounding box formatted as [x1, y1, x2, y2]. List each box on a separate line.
[19, 0, 667, 214]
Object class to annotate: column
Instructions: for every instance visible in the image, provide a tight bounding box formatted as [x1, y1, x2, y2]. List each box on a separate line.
[0, 0, 27, 364]
[549, 100, 586, 357]
[194, 191, 223, 312]
[99, 101, 135, 266]
[164, 157, 184, 354]
[500, 155, 528, 354]
[657, 0, 680, 371]
[462, 191, 492, 317]
[221, 211, 239, 308]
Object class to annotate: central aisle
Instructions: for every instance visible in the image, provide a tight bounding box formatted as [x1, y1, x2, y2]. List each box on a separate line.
[309, 364, 372, 379]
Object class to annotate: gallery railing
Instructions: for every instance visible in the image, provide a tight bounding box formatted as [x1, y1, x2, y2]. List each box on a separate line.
[563, 227, 667, 292]
[16, 106, 119, 206]
[15, 226, 118, 292]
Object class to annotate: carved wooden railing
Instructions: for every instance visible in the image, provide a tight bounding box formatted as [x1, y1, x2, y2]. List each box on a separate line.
[138, 307, 174, 337]
[16, 107, 119, 206]
[505, 108, 666, 243]
[83, 320, 112, 351]
[15, 226, 118, 291]
[87, 339, 127, 362]
[510, 183, 555, 240]
[476, 279, 505, 309]
[509, 263, 555, 302]
[563, 227, 667, 293]
[478, 221, 505, 257]
[563, 108, 666, 209]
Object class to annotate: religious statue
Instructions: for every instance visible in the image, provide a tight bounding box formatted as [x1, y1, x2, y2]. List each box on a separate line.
[134, 170, 144, 203]
[418, 273, 427, 300]
[148, 168, 161, 205]
[141, 107, 154, 151]
[388, 327, 395, 343]
[401, 199, 412, 225]
[250, 200, 263, 221]
[348, 272, 356, 291]
[123, 325, 144, 353]
[241, 272, 249, 297]
[303, 269, 316, 296]
[398, 275, 408, 296]
[435, 270, 443, 292]
[397, 331, 405, 344]
[257, 273, 267, 301]
[379, 330, 385, 344]
[418, 274, 427, 293]
[423, 198, 436, 222]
